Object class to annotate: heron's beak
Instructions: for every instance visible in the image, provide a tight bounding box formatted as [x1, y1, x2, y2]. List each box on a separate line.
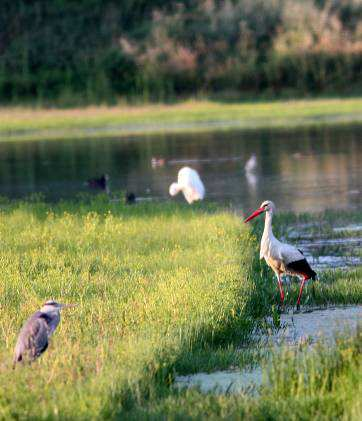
[61, 303, 77, 309]
[244, 207, 265, 223]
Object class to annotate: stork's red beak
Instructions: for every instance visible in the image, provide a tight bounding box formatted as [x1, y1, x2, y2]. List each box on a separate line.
[244, 207, 265, 223]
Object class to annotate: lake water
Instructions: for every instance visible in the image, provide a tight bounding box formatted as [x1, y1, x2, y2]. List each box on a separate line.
[0, 125, 361, 213]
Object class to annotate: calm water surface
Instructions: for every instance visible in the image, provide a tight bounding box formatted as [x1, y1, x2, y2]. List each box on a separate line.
[0, 126, 361, 213]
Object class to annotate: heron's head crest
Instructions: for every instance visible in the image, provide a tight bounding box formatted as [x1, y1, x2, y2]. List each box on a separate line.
[41, 300, 63, 312]
[43, 300, 59, 306]
[40, 300, 75, 314]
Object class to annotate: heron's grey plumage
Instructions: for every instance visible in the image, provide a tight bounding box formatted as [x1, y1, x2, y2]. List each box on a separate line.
[13, 300, 71, 367]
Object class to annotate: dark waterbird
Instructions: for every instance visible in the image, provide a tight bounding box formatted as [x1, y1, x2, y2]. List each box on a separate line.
[13, 300, 75, 367]
[86, 174, 109, 193]
[125, 192, 136, 204]
[244, 200, 316, 310]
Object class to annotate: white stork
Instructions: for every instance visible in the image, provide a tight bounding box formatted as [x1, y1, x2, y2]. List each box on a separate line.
[169, 167, 205, 204]
[244, 200, 316, 310]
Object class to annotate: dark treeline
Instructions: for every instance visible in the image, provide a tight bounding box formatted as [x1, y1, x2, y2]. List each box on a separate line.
[1, 0, 361, 105]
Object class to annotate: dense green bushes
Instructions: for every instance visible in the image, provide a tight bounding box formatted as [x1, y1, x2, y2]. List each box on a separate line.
[1, 0, 361, 104]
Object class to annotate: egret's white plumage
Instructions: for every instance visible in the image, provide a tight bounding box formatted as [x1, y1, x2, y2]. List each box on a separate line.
[169, 167, 205, 204]
[245, 200, 316, 309]
[245, 154, 257, 173]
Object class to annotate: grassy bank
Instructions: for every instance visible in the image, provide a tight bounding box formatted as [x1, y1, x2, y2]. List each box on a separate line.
[130, 331, 361, 420]
[1, 98, 362, 142]
[0, 198, 264, 419]
[0, 198, 360, 419]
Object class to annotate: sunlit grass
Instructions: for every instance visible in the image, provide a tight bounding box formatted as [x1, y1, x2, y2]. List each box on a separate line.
[1, 98, 362, 141]
[134, 331, 361, 420]
[0, 197, 360, 419]
[0, 198, 264, 418]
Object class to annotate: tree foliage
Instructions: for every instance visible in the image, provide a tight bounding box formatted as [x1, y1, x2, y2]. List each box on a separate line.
[0, 0, 361, 104]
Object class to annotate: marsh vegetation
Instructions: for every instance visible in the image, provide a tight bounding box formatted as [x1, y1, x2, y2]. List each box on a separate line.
[0, 197, 360, 419]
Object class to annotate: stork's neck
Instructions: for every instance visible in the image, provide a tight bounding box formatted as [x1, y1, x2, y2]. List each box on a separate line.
[262, 211, 275, 241]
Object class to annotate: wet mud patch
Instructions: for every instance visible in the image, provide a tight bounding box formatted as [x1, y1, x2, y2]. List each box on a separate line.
[174, 305, 362, 395]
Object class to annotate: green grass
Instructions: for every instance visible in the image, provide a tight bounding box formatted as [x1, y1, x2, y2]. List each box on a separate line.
[0, 198, 266, 419]
[131, 331, 361, 420]
[1, 98, 362, 142]
[0, 197, 360, 419]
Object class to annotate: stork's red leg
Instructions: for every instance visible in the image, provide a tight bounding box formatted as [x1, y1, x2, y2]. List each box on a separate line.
[296, 275, 309, 310]
[277, 275, 284, 303]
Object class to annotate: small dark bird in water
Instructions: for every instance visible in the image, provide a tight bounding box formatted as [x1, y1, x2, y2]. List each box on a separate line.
[13, 300, 75, 367]
[87, 174, 109, 193]
[125, 192, 136, 204]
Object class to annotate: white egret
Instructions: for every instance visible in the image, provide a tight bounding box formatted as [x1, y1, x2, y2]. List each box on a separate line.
[169, 167, 205, 204]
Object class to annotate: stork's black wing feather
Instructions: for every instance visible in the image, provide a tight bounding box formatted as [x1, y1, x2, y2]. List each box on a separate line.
[286, 258, 317, 279]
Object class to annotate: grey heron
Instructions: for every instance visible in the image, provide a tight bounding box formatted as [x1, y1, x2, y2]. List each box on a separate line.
[13, 300, 75, 367]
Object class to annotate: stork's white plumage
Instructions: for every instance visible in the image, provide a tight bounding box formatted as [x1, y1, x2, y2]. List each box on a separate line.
[244, 200, 316, 310]
[169, 167, 205, 204]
